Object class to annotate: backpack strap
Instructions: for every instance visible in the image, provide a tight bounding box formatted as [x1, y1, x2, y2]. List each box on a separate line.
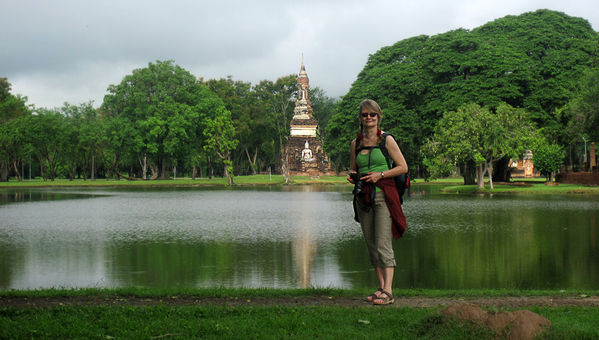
[379, 132, 393, 169]
[354, 135, 361, 155]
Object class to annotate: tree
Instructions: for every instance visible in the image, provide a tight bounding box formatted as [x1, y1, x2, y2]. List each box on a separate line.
[28, 109, 68, 181]
[0, 78, 30, 181]
[567, 68, 599, 143]
[203, 77, 274, 175]
[424, 103, 535, 189]
[533, 142, 565, 182]
[102, 60, 222, 179]
[326, 10, 598, 174]
[203, 107, 238, 185]
[309, 86, 337, 140]
[254, 75, 297, 183]
[60, 102, 103, 180]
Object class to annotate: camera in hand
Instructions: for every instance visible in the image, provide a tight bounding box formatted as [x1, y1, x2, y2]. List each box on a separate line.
[350, 173, 364, 196]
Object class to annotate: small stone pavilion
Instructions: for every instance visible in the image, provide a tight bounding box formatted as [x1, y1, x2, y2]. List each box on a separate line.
[284, 57, 334, 176]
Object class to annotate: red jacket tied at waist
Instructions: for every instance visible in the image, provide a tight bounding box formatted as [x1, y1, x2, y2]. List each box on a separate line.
[353, 178, 407, 239]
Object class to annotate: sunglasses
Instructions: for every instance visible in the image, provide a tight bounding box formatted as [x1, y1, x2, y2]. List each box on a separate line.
[361, 112, 378, 118]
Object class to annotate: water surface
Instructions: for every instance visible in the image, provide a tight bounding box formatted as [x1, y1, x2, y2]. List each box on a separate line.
[1, 185, 597, 290]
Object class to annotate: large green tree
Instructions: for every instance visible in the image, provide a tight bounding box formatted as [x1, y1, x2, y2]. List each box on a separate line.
[424, 103, 535, 189]
[326, 10, 598, 174]
[203, 107, 238, 185]
[204, 77, 276, 175]
[254, 75, 297, 183]
[101, 60, 230, 179]
[28, 109, 69, 181]
[0, 78, 30, 181]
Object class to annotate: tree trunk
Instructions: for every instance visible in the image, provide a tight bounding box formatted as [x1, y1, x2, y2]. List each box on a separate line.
[486, 157, 494, 190]
[192, 165, 197, 180]
[0, 162, 8, 182]
[91, 155, 95, 181]
[244, 147, 258, 175]
[139, 154, 147, 180]
[12, 160, 21, 181]
[150, 163, 159, 180]
[40, 158, 45, 181]
[282, 152, 291, 184]
[112, 154, 120, 180]
[477, 164, 485, 189]
[224, 163, 233, 185]
[160, 157, 167, 179]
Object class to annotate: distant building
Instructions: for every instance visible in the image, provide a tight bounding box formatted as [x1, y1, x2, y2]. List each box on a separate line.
[509, 150, 539, 178]
[283, 57, 333, 176]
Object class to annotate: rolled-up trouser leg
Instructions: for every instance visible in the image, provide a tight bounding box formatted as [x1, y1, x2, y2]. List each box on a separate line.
[357, 193, 396, 268]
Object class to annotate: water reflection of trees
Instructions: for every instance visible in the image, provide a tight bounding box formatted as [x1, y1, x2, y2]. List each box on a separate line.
[333, 201, 599, 289]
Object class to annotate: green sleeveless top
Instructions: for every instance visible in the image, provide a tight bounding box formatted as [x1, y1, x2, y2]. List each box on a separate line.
[356, 148, 389, 173]
[356, 148, 389, 192]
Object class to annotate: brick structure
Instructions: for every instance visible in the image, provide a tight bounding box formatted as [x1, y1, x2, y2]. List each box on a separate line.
[556, 172, 599, 185]
[284, 57, 334, 176]
[509, 150, 540, 178]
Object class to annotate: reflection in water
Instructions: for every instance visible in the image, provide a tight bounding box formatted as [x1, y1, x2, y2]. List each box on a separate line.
[1, 186, 598, 290]
[292, 186, 317, 288]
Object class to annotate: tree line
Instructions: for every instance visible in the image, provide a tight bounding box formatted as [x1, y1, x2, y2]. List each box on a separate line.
[2, 10, 598, 185]
[0, 62, 336, 183]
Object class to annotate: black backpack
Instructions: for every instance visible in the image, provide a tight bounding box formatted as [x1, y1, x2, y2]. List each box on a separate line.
[355, 132, 410, 204]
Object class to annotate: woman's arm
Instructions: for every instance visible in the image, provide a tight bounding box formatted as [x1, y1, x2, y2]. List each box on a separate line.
[362, 134, 408, 183]
[383, 135, 408, 178]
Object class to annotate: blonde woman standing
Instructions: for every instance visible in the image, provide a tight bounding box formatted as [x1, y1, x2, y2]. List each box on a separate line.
[348, 99, 408, 305]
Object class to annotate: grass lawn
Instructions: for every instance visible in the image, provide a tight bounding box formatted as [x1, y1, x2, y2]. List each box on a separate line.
[1, 288, 598, 339]
[2, 175, 598, 195]
[0, 175, 348, 187]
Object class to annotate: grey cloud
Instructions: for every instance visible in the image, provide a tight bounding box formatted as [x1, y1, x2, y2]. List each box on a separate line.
[1, 0, 598, 108]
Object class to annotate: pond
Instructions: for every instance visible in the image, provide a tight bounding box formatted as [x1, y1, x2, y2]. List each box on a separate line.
[1, 185, 598, 290]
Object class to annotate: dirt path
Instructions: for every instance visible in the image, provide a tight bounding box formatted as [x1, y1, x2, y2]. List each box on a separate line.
[2, 295, 598, 309]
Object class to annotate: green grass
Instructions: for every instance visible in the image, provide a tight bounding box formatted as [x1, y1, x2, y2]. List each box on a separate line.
[0, 175, 349, 187]
[2, 289, 598, 339]
[0, 305, 490, 339]
[2, 287, 598, 299]
[2, 175, 598, 196]
[440, 182, 599, 194]
[1, 304, 597, 339]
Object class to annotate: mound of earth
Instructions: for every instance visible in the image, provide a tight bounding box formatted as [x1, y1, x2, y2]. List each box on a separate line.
[441, 304, 551, 340]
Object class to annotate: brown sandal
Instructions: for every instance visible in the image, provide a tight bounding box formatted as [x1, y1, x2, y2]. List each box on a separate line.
[364, 288, 383, 302]
[373, 290, 394, 305]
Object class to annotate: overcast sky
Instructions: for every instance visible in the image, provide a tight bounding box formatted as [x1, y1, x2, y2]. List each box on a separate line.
[2, 0, 598, 109]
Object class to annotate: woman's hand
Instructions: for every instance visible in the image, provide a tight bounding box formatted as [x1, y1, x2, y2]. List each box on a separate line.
[361, 171, 383, 183]
[347, 170, 357, 184]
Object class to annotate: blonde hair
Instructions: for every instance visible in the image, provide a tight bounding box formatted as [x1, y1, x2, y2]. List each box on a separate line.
[359, 99, 383, 132]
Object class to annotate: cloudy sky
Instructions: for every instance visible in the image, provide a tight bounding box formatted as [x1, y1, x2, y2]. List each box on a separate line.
[2, 0, 598, 109]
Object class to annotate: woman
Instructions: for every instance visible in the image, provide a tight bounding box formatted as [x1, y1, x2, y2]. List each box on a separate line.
[348, 99, 408, 305]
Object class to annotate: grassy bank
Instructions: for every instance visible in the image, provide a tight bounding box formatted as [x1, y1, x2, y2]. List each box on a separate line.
[2, 175, 599, 195]
[2, 287, 598, 298]
[1, 288, 598, 339]
[0, 175, 348, 188]
[439, 182, 599, 194]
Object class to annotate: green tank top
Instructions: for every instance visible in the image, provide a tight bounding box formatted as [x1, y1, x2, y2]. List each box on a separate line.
[356, 148, 389, 174]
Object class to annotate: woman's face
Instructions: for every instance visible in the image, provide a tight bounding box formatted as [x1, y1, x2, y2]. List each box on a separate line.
[360, 109, 379, 128]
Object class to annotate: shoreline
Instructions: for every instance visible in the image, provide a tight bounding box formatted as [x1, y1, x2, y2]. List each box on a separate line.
[1, 176, 598, 195]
